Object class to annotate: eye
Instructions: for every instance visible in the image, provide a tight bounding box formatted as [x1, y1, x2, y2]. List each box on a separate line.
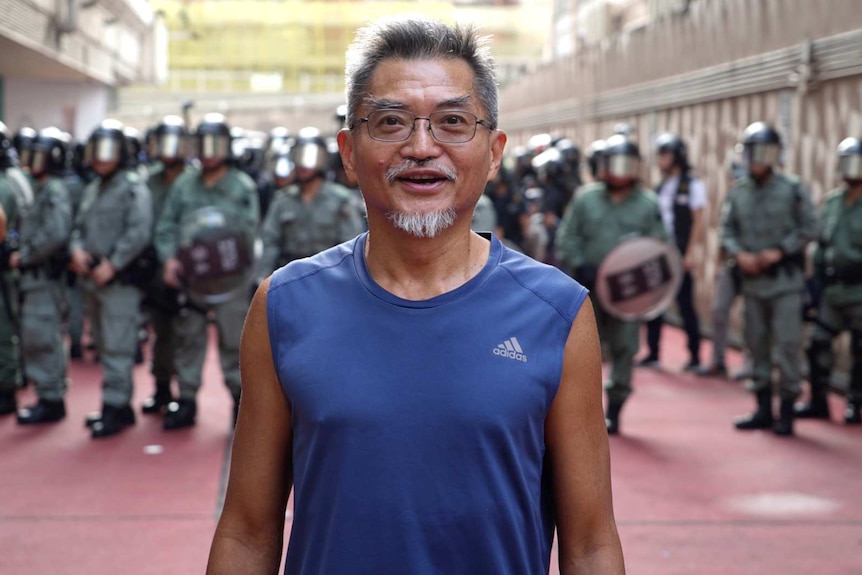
[438, 113, 469, 126]
[373, 111, 410, 128]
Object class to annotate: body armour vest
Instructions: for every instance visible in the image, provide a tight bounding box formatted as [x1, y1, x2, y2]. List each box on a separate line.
[267, 232, 588, 575]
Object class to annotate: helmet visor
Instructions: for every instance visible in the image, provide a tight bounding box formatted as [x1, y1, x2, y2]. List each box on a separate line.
[838, 155, 862, 180]
[293, 143, 327, 172]
[30, 150, 47, 176]
[273, 156, 295, 179]
[199, 134, 231, 161]
[606, 154, 641, 179]
[744, 143, 781, 167]
[93, 137, 121, 164]
[158, 133, 185, 160]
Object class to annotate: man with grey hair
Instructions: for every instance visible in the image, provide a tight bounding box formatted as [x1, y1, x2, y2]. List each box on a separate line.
[208, 15, 623, 575]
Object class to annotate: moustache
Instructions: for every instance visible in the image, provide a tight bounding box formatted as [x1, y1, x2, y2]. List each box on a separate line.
[385, 161, 457, 184]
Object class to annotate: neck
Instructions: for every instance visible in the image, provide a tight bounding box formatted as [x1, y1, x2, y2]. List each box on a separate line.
[300, 177, 323, 201]
[202, 163, 228, 187]
[363, 219, 489, 301]
[846, 182, 862, 203]
[163, 162, 184, 185]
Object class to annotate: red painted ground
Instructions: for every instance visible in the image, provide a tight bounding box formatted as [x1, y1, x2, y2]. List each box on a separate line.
[1, 325, 860, 574]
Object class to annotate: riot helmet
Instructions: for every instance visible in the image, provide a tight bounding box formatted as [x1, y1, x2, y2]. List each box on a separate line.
[290, 127, 329, 181]
[335, 104, 348, 129]
[123, 127, 145, 168]
[527, 133, 553, 155]
[585, 139, 607, 180]
[266, 126, 291, 160]
[154, 115, 188, 163]
[233, 129, 266, 179]
[837, 137, 862, 182]
[531, 146, 564, 181]
[269, 142, 295, 187]
[741, 122, 782, 168]
[0, 121, 15, 169]
[195, 113, 232, 165]
[13, 126, 38, 170]
[603, 134, 641, 183]
[29, 127, 70, 178]
[554, 138, 581, 170]
[654, 132, 688, 170]
[88, 119, 127, 174]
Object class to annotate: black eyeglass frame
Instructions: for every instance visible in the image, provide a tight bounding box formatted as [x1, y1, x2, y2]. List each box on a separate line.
[352, 109, 492, 144]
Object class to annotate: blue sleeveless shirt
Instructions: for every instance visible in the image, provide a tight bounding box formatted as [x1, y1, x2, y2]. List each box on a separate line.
[267, 233, 588, 575]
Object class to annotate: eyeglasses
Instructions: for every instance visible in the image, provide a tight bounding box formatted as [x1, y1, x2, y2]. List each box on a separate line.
[353, 109, 491, 144]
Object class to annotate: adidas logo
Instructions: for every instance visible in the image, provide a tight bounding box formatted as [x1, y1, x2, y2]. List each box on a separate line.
[493, 337, 528, 363]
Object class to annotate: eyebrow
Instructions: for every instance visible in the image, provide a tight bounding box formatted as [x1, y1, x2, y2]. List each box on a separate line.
[363, 94, 475, 113]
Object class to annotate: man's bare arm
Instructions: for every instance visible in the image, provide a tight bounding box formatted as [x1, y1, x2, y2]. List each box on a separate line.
[546, 297, 625, 574]
[207, 277, 293, 574]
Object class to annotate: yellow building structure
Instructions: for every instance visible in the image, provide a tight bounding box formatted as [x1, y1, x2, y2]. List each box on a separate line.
[117, 0, 551, 131]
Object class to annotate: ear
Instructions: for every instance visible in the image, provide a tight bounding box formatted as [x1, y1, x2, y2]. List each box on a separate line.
[486, 129, 507, 183]
[336, 129, 357, 183]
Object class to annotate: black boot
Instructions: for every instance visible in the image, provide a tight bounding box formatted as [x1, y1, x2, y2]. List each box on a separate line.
[163, 399, 197, 430]
[90, 404, 136, 438]
[773, 399, 795, 436]
[796, 342, 832, 419]
[845, 401, 861, 425]
[86, 403, 136, 429]
[734, 388, 774, 430]
[794, 396, 830, 419]
[17, 399, 66, 425]
[605, 399, 625, 435]
[141, 380, 174, 415]
[0, 391, 17, 416]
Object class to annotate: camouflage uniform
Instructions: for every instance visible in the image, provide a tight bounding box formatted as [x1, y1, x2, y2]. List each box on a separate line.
[556, 181, 667, 403]
[257, 180, 362, 278]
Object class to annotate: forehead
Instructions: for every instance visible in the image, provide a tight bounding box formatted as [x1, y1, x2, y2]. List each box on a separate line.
[364, 58, 478, 111]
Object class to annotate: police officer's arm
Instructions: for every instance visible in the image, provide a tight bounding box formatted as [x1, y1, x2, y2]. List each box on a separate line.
[18, 181, 72, 266]
[153, 179, 183, 263]
[546, 298, 625, 574]
[776, 183, 818, 257]
[69, 181, 97, 273]
[555, 195, 584, 269]
[719, 188, 760, 274]
[207, 278, 292, 575]
[256, 192, 285, 279]
[109, 183, 153, 271]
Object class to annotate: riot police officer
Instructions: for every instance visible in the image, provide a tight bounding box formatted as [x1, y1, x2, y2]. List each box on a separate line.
[70, 119, 153, 438]
[721, 122, 818, 436]
[584, 139, 608, 182]
[13, 127, 37, 174]
[10, 128, 74, 424]
[639, 132, 704, 370]
[796, 137, 862, 424]
[555, 134, 668, 434]
[155, 112, 259, 429]
[139, 115, 191, 415]
[256, 127, 363, 279]
[0, 121, 24, 415]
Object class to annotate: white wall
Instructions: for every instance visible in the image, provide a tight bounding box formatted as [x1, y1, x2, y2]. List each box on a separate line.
[3, 77, 111, 141]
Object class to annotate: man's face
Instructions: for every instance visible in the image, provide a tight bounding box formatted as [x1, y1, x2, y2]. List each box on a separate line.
[337, 58, 506, 235]
[201, 156, 223, 171]
[93, 159, 119, 177]
[657, 151, 674, 173]
[748, 163, 771, 179]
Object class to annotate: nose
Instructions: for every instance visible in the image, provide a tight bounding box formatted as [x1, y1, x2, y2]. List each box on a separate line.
[401, 117, 440, 159]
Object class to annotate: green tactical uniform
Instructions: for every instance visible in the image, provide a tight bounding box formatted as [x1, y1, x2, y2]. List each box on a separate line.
[71, 168, 152, 408]
[810, 186, 862, 405]
[257, 180, 363, 278]
[720, 172, 818, 400]
[556, 181, 667, 402]
[18, 176, 72, 402]
[0, 173, 22, 399]
[144, 161, 193, 387]
[154, 166, 259, 402]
